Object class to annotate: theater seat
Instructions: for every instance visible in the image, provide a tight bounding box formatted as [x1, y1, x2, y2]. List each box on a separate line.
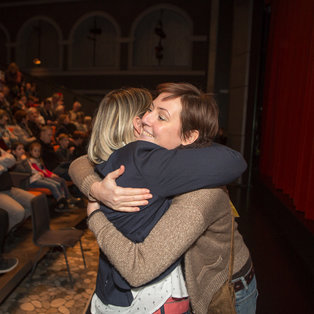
[27, 187, 52, 196]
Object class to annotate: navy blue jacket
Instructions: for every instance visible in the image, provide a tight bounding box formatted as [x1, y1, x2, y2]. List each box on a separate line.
[95, 141, 247, 306]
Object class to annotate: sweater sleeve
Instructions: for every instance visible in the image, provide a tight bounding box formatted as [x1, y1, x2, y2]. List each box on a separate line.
[69, 155, 102, 200]
[88, 188, 225, 287]
[0, 149, 16, 174]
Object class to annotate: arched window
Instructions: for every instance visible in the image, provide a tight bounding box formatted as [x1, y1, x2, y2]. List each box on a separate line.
[132, 7, 192, 69]
[0, 25, 9, 66]
[70, 14, 119, 69]
[16, 17, 61, 69]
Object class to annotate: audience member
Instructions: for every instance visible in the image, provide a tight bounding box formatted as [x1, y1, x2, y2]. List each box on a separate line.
[12, 142, 68, 210]
[51, 92, 63, 112]
[83, 115, 92, 135]
[68, 101, 82, 122]
[38, 126, 72, 181]
[0, 109, 18, 149]
[54, 104, 65, 120]
[55, 113, 76, 138]
[12, 110, 36, 147]
[0, 86, 14, 124]
[28, 141, 78, 207]
[73, 112, 87, 133]
[27, 107, 44, 139]
[24, 82, 39, 104]
[56, 133, 72, 163]
[39, 97, 57, 126]
[5, 62, 23, 98]
[16, 95, 27, 111]
[0, 148, 33, 230]
[69, 130, 86, 160]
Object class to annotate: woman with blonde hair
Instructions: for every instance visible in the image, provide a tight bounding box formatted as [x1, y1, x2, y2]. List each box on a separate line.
[88, 87, 151, 164]
[70, 84, 255, 313]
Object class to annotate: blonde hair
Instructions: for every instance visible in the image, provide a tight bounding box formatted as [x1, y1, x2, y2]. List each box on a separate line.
[88, 87, 152, 164]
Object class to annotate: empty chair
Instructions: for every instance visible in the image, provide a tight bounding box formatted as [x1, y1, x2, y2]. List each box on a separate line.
[29, 193, 86, 286]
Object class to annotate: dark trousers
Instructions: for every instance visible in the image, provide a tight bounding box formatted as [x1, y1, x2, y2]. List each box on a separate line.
[0, 208, 9, 256]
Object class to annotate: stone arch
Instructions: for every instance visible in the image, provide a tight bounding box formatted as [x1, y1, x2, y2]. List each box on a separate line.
[69, 11, 120, 69]
[130, 4, 193, 69]
[16, 16, 63, 69]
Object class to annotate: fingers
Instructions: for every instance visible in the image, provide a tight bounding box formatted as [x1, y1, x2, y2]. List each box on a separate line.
[120, 199, 151, 207]
[114, 206, 140, 213]
[115, 187, 152, 198]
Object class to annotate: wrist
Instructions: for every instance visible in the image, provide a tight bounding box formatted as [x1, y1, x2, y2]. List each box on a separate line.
[89, 181, 100, 202]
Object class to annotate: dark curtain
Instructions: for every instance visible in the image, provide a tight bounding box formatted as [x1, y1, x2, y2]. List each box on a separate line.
[259, 0, 314, 220]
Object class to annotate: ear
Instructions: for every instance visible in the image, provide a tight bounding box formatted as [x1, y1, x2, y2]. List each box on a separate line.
[181, 130, 199, 146]
[133, 116, 142, 138]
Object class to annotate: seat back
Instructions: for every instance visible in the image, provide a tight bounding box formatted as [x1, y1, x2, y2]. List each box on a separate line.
[31, 193, 50, 243]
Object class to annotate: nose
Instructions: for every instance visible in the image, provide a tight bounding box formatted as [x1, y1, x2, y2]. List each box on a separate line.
[142, 110, 152, 126]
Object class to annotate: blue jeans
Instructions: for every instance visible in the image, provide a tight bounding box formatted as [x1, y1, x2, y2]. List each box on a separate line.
[29, 178, 64, 201]
[49, 176, 70, 198]
[233, 274, 258, 314]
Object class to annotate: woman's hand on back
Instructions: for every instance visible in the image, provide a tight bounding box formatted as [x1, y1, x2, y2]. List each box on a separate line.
[90, 165, 152, 212]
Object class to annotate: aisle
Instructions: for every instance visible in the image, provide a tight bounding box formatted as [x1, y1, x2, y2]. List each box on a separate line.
[0, 229, 99, 314]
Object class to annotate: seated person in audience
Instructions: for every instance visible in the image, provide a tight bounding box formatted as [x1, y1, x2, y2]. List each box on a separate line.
[0, 147, 34, 230]
[24, 82, 39, 104]
[39, 97, 57, 126]
[69, 130, 86, 161]
[11, 142, 68, 210]
[11, 95, 29, 117]
[27, 107, 44, 139]
[73, 112, 87, 133]
[84, 115, 92, 134]
[56, 133, 73, 163]
[12, 110, 36, 147]
[17, 95, 27, 110]
[68, 101, 82, 122]
[38, 126, 71, 180]
[28, 141, 79, 206]
[54, 104, 65, 120]
[51, 92, 64, 112]
[55, 113, 77, 138]
[0, 208, 19, 274]
[0, 86, 14, 124]
[5, 62, 23, 99]
[0, 109, 18, 149]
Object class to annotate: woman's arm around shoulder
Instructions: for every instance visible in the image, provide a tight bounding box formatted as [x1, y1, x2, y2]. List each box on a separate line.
[133, 142, 247, 196]
[69, 154, 102, 200]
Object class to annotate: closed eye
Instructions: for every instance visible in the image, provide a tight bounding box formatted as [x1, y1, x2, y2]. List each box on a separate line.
[158, 115, 166, 121]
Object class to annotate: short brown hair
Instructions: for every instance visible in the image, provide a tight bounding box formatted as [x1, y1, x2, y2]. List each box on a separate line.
[57, 133, 69, 142]
[14, 109, 27, 124]
[156, 82, 219, 147]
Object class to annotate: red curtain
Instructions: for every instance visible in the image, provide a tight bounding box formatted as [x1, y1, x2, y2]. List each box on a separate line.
[259, 0, 314, 220]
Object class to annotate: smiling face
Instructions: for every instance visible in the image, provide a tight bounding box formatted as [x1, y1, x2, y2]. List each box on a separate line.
[138, 92, 192, 149]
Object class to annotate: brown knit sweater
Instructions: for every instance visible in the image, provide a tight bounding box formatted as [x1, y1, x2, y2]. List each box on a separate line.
[69, 156, 250, 314]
